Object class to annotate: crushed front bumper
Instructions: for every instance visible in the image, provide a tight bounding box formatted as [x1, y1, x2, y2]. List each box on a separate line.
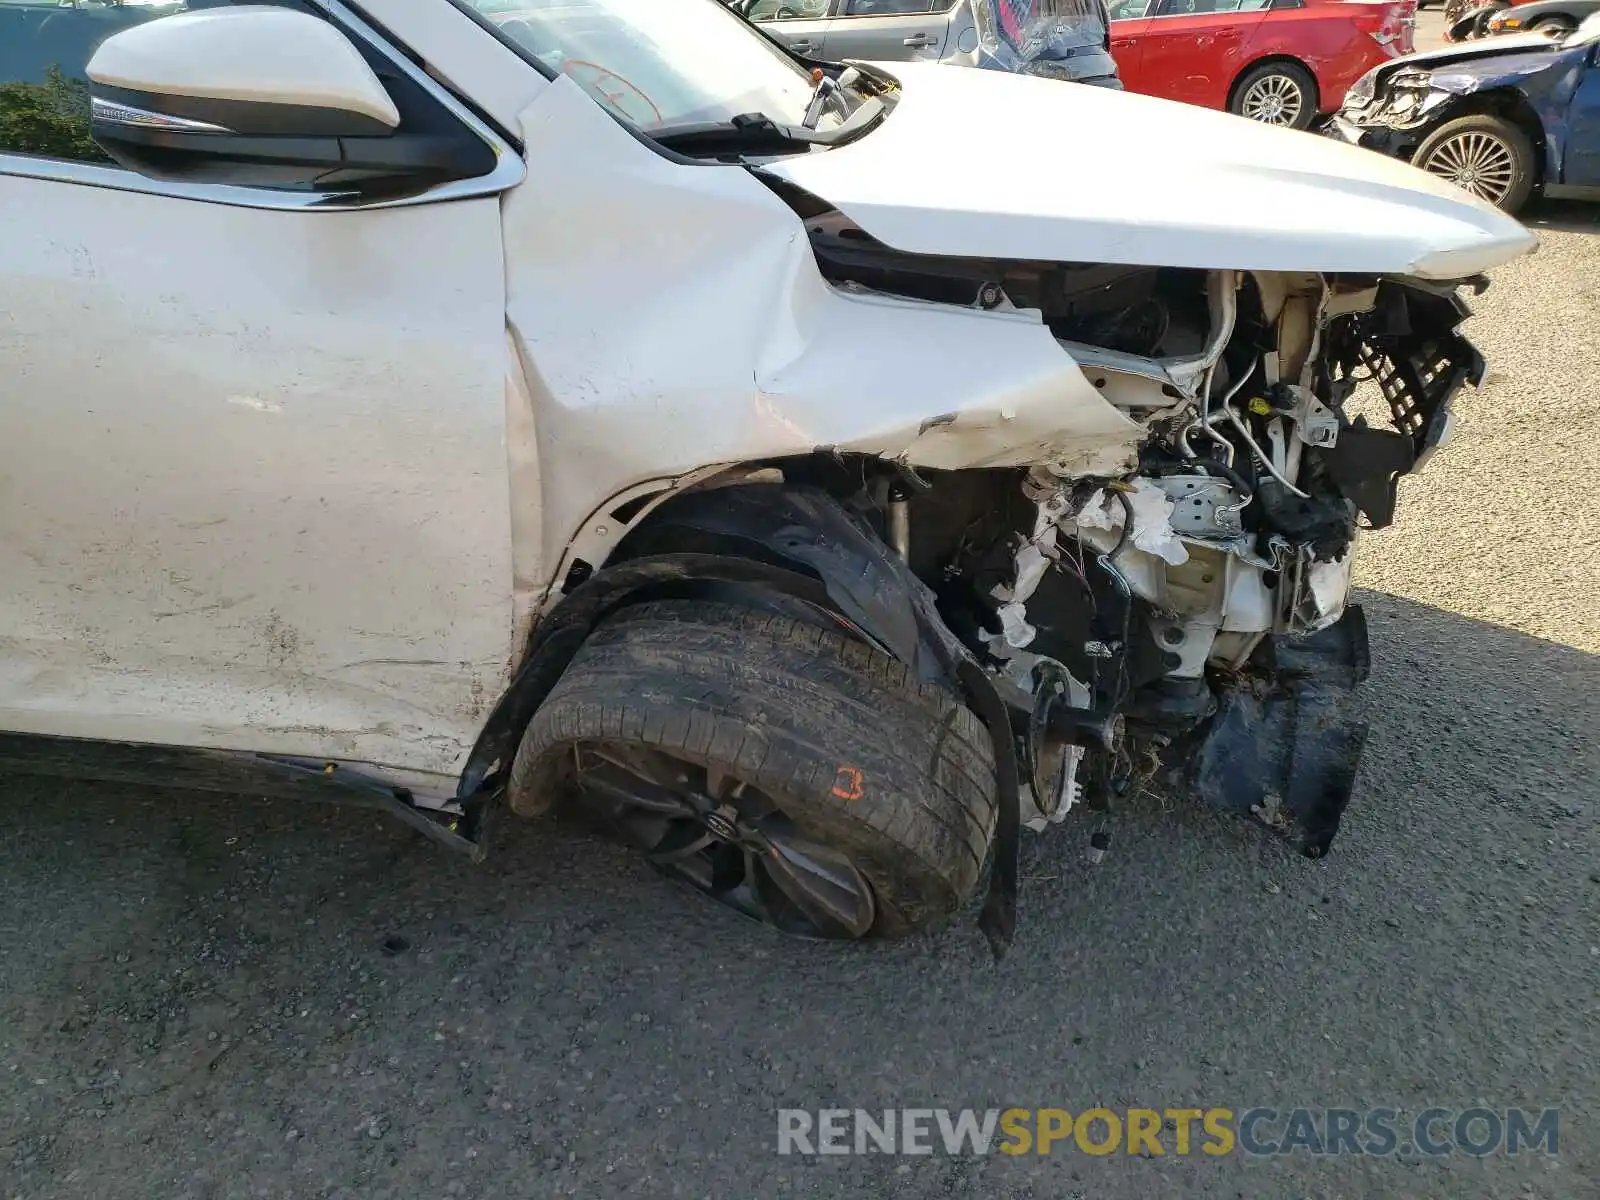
[1322, 114, 1425, 160]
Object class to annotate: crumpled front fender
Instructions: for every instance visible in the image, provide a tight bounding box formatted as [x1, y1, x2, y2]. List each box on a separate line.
[501, 74, 1142, 601]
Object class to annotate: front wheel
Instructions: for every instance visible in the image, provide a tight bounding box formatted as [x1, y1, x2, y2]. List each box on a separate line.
[1412, 114, 1536, 213]
[1230, 61, 1318, 130]
[508, 600, 998, 938]
[1530, 16, 1576, 33]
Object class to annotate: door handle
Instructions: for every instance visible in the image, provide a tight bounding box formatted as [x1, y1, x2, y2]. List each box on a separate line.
[1112, 36, 1136, 46]
[791, 38, 814, 50]
[903, 33, 937, 46]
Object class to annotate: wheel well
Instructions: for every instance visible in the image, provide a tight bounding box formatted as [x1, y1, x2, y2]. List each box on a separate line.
[1430, 91, 1549, 183]
[1229, 56, 1320, 113]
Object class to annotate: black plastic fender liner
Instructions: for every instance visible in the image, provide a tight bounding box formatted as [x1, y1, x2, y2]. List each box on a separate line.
[612, 485, 954, 679]
[1189, 605, 1372, 857]
[457, 553, 839, 802]
[457, 485, 1025, 957]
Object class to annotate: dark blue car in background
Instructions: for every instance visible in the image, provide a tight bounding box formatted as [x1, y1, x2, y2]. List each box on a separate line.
[1329, 14, 1600, 212]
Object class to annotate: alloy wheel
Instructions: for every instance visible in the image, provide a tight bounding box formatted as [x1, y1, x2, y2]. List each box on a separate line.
[570, 742, 877, 938]
[1420, 131, 1517, 205]
[1240, 73, 1305, 126]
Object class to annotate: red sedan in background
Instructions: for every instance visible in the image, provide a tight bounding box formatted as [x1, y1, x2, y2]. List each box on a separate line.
[1107, 0, 1417, 128]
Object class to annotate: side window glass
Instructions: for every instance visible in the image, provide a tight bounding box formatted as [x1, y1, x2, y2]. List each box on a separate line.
[747, 0, 830, 20]
[844, 0, 939, 14]
[1107, 0, 1146, 17]
[0, 0, 316, 164]
[1154, 0, 1265, 12]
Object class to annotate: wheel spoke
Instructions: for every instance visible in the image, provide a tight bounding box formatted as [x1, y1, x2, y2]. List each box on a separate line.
[732, 787, 781, 824]
[707, 841, 747, 894]
[704, 766, 735, 803]
[607, 807, 675, 853]
[1469, 135, 1495, 173]
[572, 741, 877, 940]
[577, 745, 703, 817]
[589, 744, 692, 794]
[577, 761, 699, 817]
[645, 822, 721, 864]
[1423, 131, 1516, 203]
[752, 829, 876, 938]
[1243, 75, 1301, 125]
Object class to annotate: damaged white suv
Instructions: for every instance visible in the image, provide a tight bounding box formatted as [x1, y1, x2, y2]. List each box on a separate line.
[0, 0, 1535, 952]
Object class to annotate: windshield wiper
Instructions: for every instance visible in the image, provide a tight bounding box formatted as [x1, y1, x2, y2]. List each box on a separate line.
[652, 111, 814, 153]
[652, 98, 884, 156]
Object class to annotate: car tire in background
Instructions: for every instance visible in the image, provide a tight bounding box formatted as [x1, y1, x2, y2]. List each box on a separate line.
[1412, 113, 1536, 213]
[1229, 61, 1319, 130]
[1529, 15, 1576, 32]
[507, 600, 998, 939]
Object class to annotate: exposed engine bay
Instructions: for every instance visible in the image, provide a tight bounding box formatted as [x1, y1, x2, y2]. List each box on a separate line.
[801, 213, 1479, 854]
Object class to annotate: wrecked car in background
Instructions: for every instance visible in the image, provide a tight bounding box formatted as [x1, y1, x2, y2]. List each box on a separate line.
[0, 0, 1535, 954]
[730, 0, 1122, 88]
[1106, 0, 1418, 130]
[737, 0, 1412, 129]
[1331, 11, 1600, 210]
[1481, 0, 1600, 36]
[1443, 0, 1599, 39]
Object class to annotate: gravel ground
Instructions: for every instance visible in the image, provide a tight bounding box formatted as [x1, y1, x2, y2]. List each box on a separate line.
[4, 46, 1599, 1200]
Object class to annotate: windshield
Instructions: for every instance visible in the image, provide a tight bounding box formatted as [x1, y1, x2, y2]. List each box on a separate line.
[454, 0, 819, 131]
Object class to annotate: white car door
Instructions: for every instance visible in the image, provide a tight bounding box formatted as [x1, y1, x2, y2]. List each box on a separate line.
[0, 0, 524, 781]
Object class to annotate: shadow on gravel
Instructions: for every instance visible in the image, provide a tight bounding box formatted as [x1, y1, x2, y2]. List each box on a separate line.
[1521, 197, 1600, 235]
[1, 589, 1595, 1200]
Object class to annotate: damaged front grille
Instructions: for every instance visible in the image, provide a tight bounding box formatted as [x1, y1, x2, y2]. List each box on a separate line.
[1313, 281, 1485, 529]
[1325, 281, 1485, 459]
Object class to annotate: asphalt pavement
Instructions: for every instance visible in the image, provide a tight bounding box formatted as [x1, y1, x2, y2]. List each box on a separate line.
[3, 25, 1598, 1200]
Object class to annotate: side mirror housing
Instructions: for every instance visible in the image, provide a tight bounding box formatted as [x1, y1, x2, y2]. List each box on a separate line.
[86, 7, 483, 193]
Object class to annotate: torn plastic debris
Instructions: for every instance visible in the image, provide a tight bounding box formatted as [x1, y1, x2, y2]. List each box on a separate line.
[1075, 481, 1190, 566]
[988, 514, 1061, 649]
[1305, 552, 1354, 628]
[995, 601, 1037, 648]
[1002, 538, 1055, 603]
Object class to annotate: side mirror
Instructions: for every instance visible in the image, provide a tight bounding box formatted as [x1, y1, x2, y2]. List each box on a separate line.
[86, 7, 475, 193]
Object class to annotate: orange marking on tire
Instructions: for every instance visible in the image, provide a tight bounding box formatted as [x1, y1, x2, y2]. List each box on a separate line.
[831, 767, 864, 801]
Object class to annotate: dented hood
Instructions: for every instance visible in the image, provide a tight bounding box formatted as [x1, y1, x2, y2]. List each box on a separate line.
[1374, 29, 1569, 71]
[759, 63, 1537, 280]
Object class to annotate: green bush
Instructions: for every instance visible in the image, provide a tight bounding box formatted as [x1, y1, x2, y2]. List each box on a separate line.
[0, 67, 109, 162]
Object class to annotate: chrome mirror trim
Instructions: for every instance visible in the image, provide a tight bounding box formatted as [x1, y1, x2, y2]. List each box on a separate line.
[90, 97, 235, 134]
